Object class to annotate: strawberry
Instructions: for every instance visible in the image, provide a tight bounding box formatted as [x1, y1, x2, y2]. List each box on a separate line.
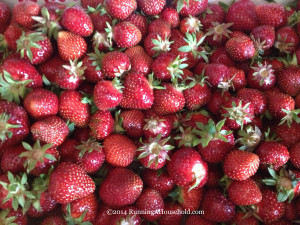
[209, 47, 235, 67]
[204, 63, 230, 87]
[255, 141, 289, 171]
[2, 23, 24, 52]
[0, 209, 28, 225]
[125, 46, 152, 75]
[59, 90, 90, 128]
[125, 13, 148, 38]
[144, 33, 173, 58]
[57, 31, 87, 61]
[277, 66, 300, 97]
[105, 0, 137, 20]
[103, 133, 136, 167]
[201, 188, 235, 222]
[137, 0, 165, 16]
[28, 191, 57, 218]
[170, 186, 203, 211]
[225, 34, 255, 62]
[274, 121, 300, 148]
[38, 56, 65, 83]
[223, 150, 260, 181]
[12, 1, 40, 29]
[0, 2, 11, 34]
[136, 188, 164, 221]
[256, 3, 287, 28]
[31, 116, 69, 147]
[40, 214, 67, 225]
[62, 193, 98, 223]
[206, 90, 231, 115]
[160, 7, 180, 28]
[227, 66, 246, 91]
[148, 19, 172, 38]
[254, 189, 285, 223]
[119, 109, 145, 138]
[120, 72, 154, 110]
[186, 215, 213, 225]
[58, 138, 80, 163]
[175, 0, 208, 17]
[205, 22, 233, 47]
[23, 88, 58, 119]
[228, 178, 262, 205]
[206, 164, 223, 188]
[88, 6, 111, 33]
[158, 202, 182, 225]
[237, 88, 267, 115]
[180, 15, 202, 34]
[144, 113, 172, 139]
[109, 206, 142, 225]
[89, 110, 114, 140]
[200, 4, 224, 29]
[251, 25, 275, 52]
[167, 148, 208, 189]
[48, 162, 95, 204]
[142, 169, 174, 198]
[102, 51, 131, 78]
[82, 52, 105, 83]
[233, 212, 258, 225]
[99, 167, 143, 207]
[275, 26, 299, 54]
[81, 0, 104, 8]
[225, 0, 258, 32]
[290, 142, 300, 169]
[62, 5, 93, 37]
[1, 144, 26, 174]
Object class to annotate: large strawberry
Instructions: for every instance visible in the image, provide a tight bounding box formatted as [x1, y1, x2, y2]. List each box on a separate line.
[119, 109, 145, 138]
[255, 3, 287, 28]
[105, 0, 137, 20]
[48, 162, 95, 204]
[12, 1, 40, 29]
[89, 110, 114, 140]
[137, 0, 165, 16]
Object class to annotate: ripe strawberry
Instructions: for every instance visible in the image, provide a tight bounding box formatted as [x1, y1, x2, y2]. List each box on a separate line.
[125, 46, 152, 75]
[88, 6, 111, 33]
[0, 2, 11, 34]
[223, 150, 260, 181]
[171, 186, 203, 211]
[200, 4, 224, 29]
[203, 63, 230, 87]
[256, 3, 287, 28]
[136, 188, 164, 221]
[274, 121, 300, 148]
[58, 138, 80, 163]
[120, 72, 154, 110]
[1, 209, 28, 225]
[109, 206, 142, 225]
[237, 88, 267, 115]
[2, 23, 24, 52]
[201, 188, 235, 222]
[99, 167, 143, 207]
[143, 33, 173, 58]
[12, 1, 40, 29]
[254, 189, 285, 223]
[228, 178, 262, 205]
[62, 5, 93, 37]
[119, 109, 145, 138]
[89, 110, 114, 140]
[277, 66, 300, 96]
[225, 0, 258, 32]
[186, 215, 213, 225]
[167, 148, 208, 189]
[233, 212, 258, 225]
[290, 142, 300, 169]
[160, 7, 180, 28]
[274, 26, 299, 54]
[209, 47, 235, 67]
[251, 25, 275, 52]
[38, 56, 65, 83]
[137, 0, 165, 16]
[157, 202, 182, 225]
[225, 34, 255, 62]
[57, 31, 87, 61]
[81, 52, 105, 83]
[23, 88, 58, 119]
[125, 13, 148, 38]
[81, 0, 104, 8]
[175, 0, 208, 17]
[105, 0, 137, 20]
[1, 144, 26, 174]
[28, 190, 57, 218]
[148, 19, 172, 38]
[40, 214, 67, 225]
[48, 162, 95, 204]
[102, 51, 130, 78]
[206, 90, 231, 115]
[31, 116, 69, 147]
[227, 66, 246, 91]
[144, 113, 172, 139]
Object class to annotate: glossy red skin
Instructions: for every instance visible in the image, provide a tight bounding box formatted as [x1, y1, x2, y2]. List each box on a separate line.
[89, 110, 114, 140]
[31, 116, 68, 148]
[186, 215, 214, 225]
[113, 21, 142, 48]
[105, 0, 137, 20]
[237, 88, 267, 115]
[178, 187, 203, 211]
[158, 202, 183, 225]
[0, 2, 11, 33]
[256, 3, 287, 28]
[136, 188, 164, 221]
[125, 13, 148, 38]
[233, 212, 258, 225]
[1, 144, 25, 174]
[102, 51, 131, 79]
[225, 0, 258, 32]
[175, 0, 208, 17]
[148, 19, 171, 38]
[283, 200, 298, 220]
[12, 1, 40, 29]
[90, 12, 111, 33]
[142, 169, 174, 198]
[125, 46, 153, 75]
[120, 71, 154, 110]
[38, 56, 65, 83]
[200, 4, 224, 29]
[225, 35, 255, 62]
[144, 114, 172, 139]
[82, 55, 105, 83]
[138, 0, 165, 16]
[275, 26, 299, 54]
[251, 25, 275, 50]
[160, 7, 180, 28]
[277, 67, 300, 96]
[40, 215, 67, 225]
[56, 64, 84, 90]
[4, 23, 24, 51]
[94, 205, 111, 225]
[1, 54, 43, 88]
[181, 111, 211, 129]
[99, 168, 143, 207]
[23, 88, 59, 119]
[138, 148, 172, 170]
[255, 141, 289, 171]
[58, 138, 80, 163]
[120, 109, 145, 138]
[274, 122, 300, 148]
[247, 63, 276, 91]
[255, 189, 285, 223]
[109, 206, 142, 225]
[80, 0, 104, 8]
[0, 101, 30, 150]
[206, 90, 231, 115]
[204, 63, 230, 88]
[209, 47, 235, 67]
[167, 148, 208, 188]
[152, 52, 178, 81]
[290, 142, 300, 169]
[228, 67, 246, 91]
[62, 193, 98, 222]
[28, 191, 57, 218]
[201, 189, 235, 222]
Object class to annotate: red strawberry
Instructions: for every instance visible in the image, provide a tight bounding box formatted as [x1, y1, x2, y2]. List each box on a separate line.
[148, 19, 171, 38]
[57, 31, 87, 61]
[12, 1, 40, 29]
[200, 4, 224, 29]
[82, 52, 105, 83]
[103, 133, 136, 167]
[223, 149, 260, 181]
[186, 215, 213, 225]
[206, 164, 223, 188]
[31, 116, 69, 147]
[88, 6, 111, 33]
[209, 47, 235, 67]
[99, 167, 143, 207]
[290, 142, 300, 169]
[144, 33, 173, 58]
[89, 110, 114, 140]
[175, 0, 208, 17]
[136, 188, 164, 221]
[109, 206, 142, 225]
[160, 7, 180, 28]
[102, 51, 131, 79]
[144, 113, 172, 139]
[62, 5, 93, 37]
[167, 148, 208, 189]
[41, 214, 67, 225]
[277, 66, 300, 96]
[225, 0, 258, 32]
[251, 25, 275, 52]
[233, 212, 258, 225]
[58, 138, 80, 162]
[119, 109, 145, 138]
[105, 0, 137, 20]
[137, 0, 165, 16]
[2, 23, 24, 52]
[201, 188, 235, 222]
[81, 0, 104, 8]
[206, 90, 231, 115]
[59, 90, 90, 128]
[120, 72, 154, 110]
[274, 121, 300, 148]
[171, 186, 204, 211]
[0, 101, 29, 151]
[0, 2, 11, 34]
[1, 144, 26, 174]
[274, 26, 299, 54]
[254, 189, 285, 223]
[204, 63, 230, 87]
[228, 178, 262, 205]
[23, 88, 58, 119]
[237, 88, 267, 115]
[256, 3, 287, 28]
[1, 209, 28, 225]
[38, 56, 65, 83]
[125, 13, 148, 38]
[158, 202, 182, 225]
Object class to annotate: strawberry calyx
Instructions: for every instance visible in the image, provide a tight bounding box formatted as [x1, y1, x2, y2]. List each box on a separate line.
[0, 70, 32, 104]
[185, 15, 203, 33]
[151, 34, 174, 56]
[0, 34, 8, 59]
[75, 138, 102, 158]
[0, 210, 18, 225]
[236, 125, 262, 150]
[176, 0, 188, 13]
[117, 214, 138, 225]
[262, 167, 300, 202]
[105, 20, 117, 48]
[167, 55, 188, 82]
[144, 116, 166, 133]
[148, 73, 164, 90]
[279, 109, 300, 127]
[274, 34, 295, 54]
[205, 22, 233, 41]
[193, 118, 232, 148]
[0, 113, 21, 143]
[288, 10, 300, 27]
[19, 141, 56, 173]
[174, 126, 199, 147]
[137, 134, 174, 168]
[62, 59, 87, 81]
[0, 172, 35, 213]
[219, 175, 232, 192]
[92, 31, 112, 50]
[16, 32, 44, 62]
[87, 47, 105, 71]
[63, 203, 92, 225]
[32, 6, 61, 40]
[86, 3, 107, 16]
[251, 61, 275, 86]
[114, 110, 125, 134]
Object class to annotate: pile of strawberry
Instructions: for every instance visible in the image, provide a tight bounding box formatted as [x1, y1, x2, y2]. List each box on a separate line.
[1, 0, 300, 224]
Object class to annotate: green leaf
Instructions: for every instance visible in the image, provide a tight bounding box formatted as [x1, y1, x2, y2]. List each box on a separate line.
[44, 153, 57, 161]
[178, 45, 192, 52]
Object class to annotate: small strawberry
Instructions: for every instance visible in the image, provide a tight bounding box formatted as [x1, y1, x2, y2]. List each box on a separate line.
[175, 0, 208, 17]
[99, 167, 143, 207]
[38, 56, 65, 83]
[251, 25, 275, 53]
[82, 50, 105, 83]
[223, 149, 260, 181]
[57, 31, 87, 61]
[31, 116, 69, 147]
[256, 3, 287, 28]
[89, 110, 114, 140]
[12, 1, 40, 29]
[40, 214, 67, 225]
[1, 144, 26, 174]
[105, 0, 137, 20]
[102, 51, 131, 79]
[204, 63, 230, 88]
[137, 0, 165, 16]
[87, 5, 111, 33]
[125, 13, 148, 38]
[180, 15, 202, 34]
[118, 109, 145, 138]
[1, 23, 23, 53]
[48, 162, 95, 204]
[158, 202, 182, 225]
[62, 5, 93, 37]
[274, 121, 300, 148]
[81, 0, 104, 8]
[160, 7, 180, 28]
[275, 26, 299, 54]
[0, 209, 28, 225]
[206, 90, 231, 115]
